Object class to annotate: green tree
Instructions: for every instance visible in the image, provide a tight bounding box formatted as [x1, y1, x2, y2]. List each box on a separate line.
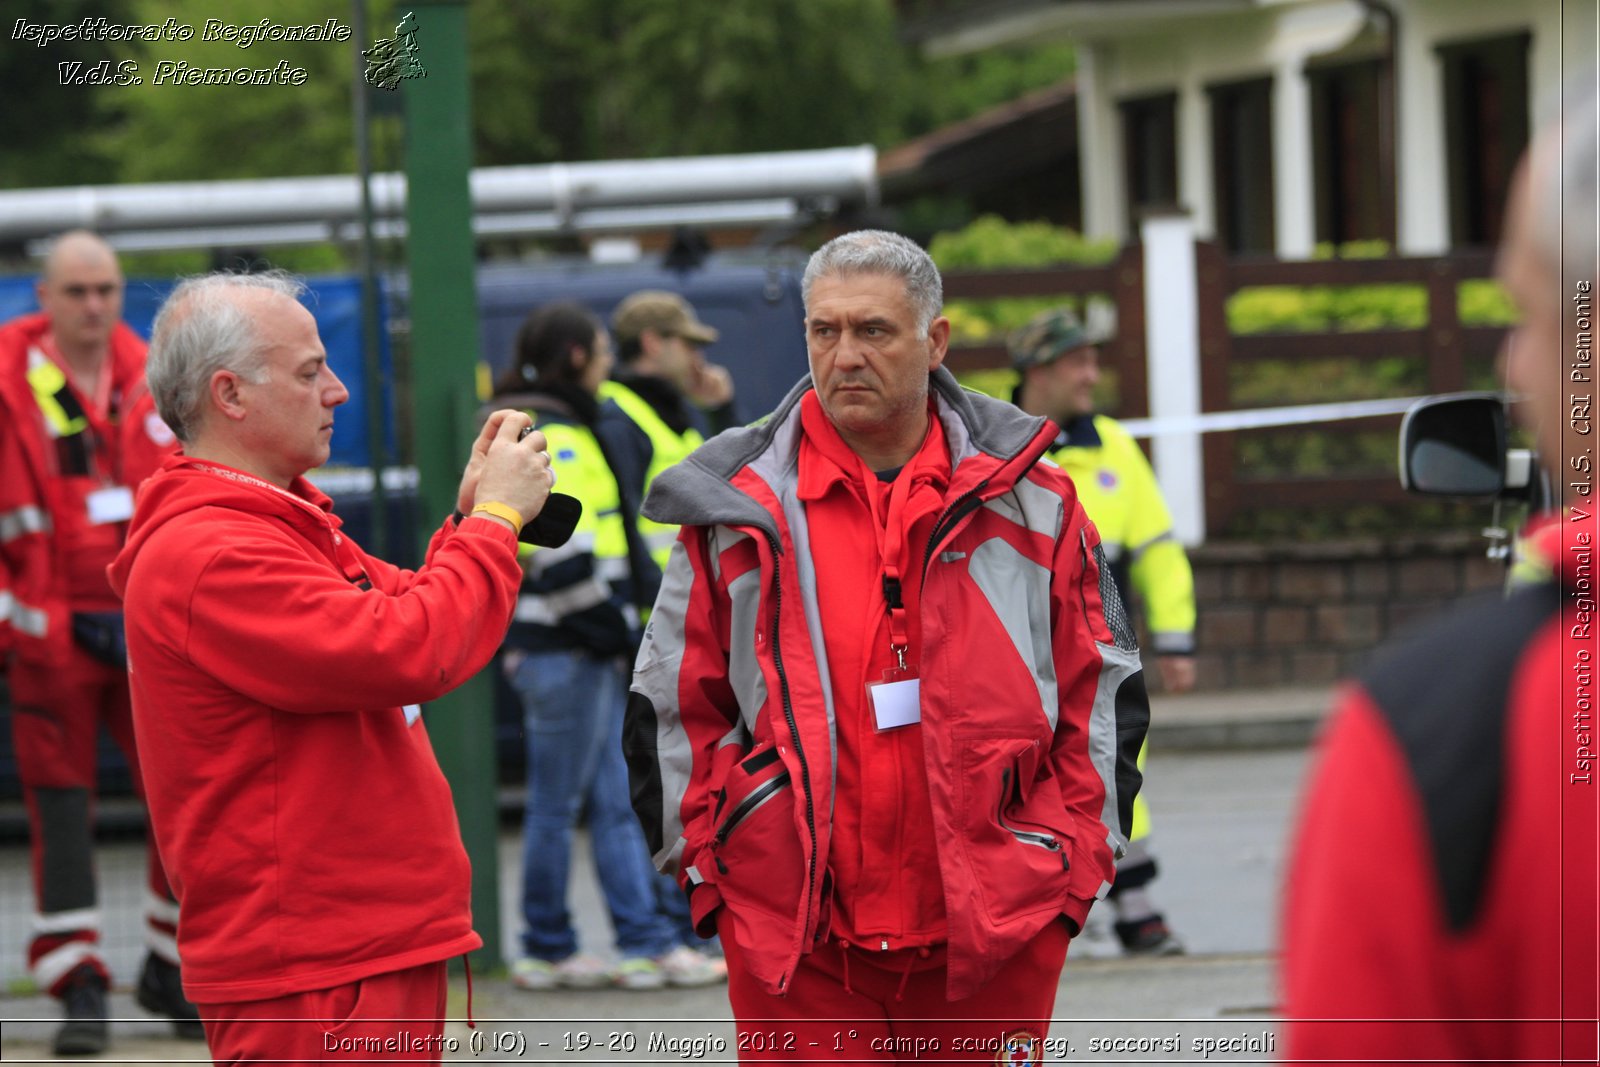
[0, 0, 135, 188]
[606, 0, 909, 157]
[901, 43, 1077, 135]
[471, 0, 911, 164]
[468, 0, 618, 165]
[94, 0, 366, 182]
[43, 1, 1072, 181]
[8, 0, 1081, 260]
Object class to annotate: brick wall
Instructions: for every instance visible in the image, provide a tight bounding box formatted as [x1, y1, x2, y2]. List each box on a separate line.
[1170, 534, 1508, 691]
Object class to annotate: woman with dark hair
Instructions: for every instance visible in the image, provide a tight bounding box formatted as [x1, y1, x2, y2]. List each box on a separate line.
[495, 303, 722, 992]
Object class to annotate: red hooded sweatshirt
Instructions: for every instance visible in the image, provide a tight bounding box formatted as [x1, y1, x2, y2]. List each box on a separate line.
[107, 455, 521, 1004]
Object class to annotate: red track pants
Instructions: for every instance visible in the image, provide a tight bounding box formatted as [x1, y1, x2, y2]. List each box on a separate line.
[9, 645, 177, 994]
[721, 912, 1070, 1063]
[200, 960, 450, 1065]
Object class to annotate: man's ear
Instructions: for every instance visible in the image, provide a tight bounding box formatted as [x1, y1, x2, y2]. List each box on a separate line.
[638, 328, 666, 361]
[209, 369, 249, 423]
[926, 316, 951, 373]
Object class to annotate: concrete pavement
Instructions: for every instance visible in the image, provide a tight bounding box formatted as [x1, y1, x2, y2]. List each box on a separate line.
[1146, 684, 1330, 751]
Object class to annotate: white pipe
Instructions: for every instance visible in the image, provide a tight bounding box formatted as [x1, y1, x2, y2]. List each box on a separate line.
[0, 146, 877, 241]
[24, 199, 813, 255]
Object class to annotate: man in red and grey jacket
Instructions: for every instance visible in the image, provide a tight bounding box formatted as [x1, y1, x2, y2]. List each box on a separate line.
[624, 230, 1150, 1061]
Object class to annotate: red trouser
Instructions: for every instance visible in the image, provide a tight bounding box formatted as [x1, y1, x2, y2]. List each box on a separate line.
[8, 644, 177, 994]
[721, 913, 1070, 1064]
[200, 960, 450, 1065]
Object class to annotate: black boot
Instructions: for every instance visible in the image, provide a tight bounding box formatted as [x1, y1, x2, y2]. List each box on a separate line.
[137, 953, 205, 1040]
[1113, 914, 1186, 956]
[53, 963, 109, 1056]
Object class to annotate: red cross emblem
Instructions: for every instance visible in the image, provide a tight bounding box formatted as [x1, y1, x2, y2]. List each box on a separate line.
[996, 1029, 1041, 1066]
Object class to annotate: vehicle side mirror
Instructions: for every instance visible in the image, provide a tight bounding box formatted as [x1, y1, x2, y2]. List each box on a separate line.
[1398, 392, 1507, 497]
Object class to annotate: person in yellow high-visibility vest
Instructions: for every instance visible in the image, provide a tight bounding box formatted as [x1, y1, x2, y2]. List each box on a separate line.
[596, 291, 740, 570]
[597, 290, 742, 959]
[1011, 307, 1196, 956]
[493, 302, 725, 992]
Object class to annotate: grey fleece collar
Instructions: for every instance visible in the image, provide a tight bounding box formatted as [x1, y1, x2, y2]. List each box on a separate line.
[641, 366, 1053, 533]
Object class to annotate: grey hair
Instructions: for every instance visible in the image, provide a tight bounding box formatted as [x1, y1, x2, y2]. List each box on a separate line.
[1531, 71, 1599, 282]
[146, 271, 308, 443]
[801, 229, 943, 334]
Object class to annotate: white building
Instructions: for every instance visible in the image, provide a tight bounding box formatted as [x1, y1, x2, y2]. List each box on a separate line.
[908, 0, 1577, 256]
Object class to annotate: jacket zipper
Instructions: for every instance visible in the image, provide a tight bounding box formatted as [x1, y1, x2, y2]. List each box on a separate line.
[998, 768, 1069, 869]
[919, 422, 1057, 575]
[920, 481, 989, 578]
[713, 770, 791, 845]
[761, 529, 818, 992]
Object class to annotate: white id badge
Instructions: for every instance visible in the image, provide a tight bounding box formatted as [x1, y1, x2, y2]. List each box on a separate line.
[86, 486, 135, 525]
[403, 704, 422, 727]
[868, 668, 921, 730]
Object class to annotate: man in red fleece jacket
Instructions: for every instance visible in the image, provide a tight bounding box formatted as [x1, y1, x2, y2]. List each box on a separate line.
[107, 271, 556, 1063]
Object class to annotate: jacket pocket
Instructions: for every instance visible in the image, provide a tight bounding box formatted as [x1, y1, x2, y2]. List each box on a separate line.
[956, 736, 1075, 928]
[708, 746, 804, 927]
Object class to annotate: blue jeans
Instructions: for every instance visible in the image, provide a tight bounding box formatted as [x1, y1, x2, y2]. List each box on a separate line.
[654, 870, 726, 955]
[507, 649, 678, 962]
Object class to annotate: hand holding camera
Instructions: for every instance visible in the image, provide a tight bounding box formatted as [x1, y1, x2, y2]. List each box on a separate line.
[457, 411, 581, 547]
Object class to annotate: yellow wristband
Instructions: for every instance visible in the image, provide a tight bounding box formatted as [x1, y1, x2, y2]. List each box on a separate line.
[470, 501, 524, 534]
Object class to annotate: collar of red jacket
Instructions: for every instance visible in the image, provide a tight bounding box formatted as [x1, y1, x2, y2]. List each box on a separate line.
[158, 453, 336, 516]
[796, 391, 951, 503]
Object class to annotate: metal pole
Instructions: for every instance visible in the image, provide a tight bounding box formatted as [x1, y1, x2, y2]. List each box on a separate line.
[400, 0, 501, 969]
[352, 0, 388, 559]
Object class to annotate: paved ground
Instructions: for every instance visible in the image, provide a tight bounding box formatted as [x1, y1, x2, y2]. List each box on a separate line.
[0, 953, 1282, 1064]
[0, 688, 1328, 1064]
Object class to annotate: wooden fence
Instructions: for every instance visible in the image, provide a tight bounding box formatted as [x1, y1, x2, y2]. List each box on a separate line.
[940, 243, 1510, 538]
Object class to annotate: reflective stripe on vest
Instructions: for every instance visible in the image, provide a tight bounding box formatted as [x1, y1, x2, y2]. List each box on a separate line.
[26, 349, 88, 439]
[515, 418, 632, 626]
[515, 577, 612, 625]
[597, 381, 701, 568]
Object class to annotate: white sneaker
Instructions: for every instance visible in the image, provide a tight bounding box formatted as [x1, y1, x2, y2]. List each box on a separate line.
[656, 945, 728, 988]
[613, 956, 667, 991]
[512, 953, 613, 991]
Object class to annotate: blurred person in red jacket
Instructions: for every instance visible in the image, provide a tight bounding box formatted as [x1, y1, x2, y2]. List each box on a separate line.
[107, 270, 555, 1064]
[0, 231, 186, 1056]
[1280, 75, 1599, 1063]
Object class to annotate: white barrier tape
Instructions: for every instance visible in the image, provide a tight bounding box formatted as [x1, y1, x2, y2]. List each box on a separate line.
[1119, 396, 1429, 440]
